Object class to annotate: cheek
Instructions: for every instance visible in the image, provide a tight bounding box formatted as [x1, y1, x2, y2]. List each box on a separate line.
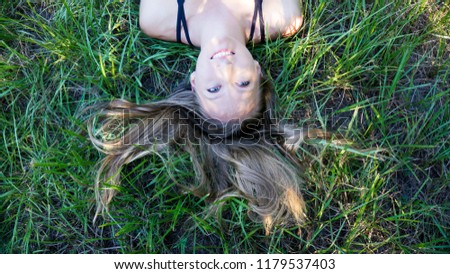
[196, 51, 212, 72]
[195, 62, 214, 83]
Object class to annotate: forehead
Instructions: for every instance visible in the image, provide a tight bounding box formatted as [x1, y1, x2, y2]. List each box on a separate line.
[198, 85, 262, 121]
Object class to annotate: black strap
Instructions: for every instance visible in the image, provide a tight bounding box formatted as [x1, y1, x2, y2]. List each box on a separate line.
[176, 0, 195, 47]
[249, 0, 265, 42]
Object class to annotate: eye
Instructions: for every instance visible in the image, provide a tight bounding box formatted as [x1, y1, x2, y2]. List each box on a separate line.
[238, 81, 250, 87]
[207, 85, 221, 93]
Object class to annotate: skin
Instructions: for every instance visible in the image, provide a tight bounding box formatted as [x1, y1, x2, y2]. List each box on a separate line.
[139, 0, 303, 121]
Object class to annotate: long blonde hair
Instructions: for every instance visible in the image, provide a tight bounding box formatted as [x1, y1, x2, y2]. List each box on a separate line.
[88, 79, 325, 233]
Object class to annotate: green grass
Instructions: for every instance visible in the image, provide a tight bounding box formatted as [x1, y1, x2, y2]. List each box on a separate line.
[1, 0, 449, 253]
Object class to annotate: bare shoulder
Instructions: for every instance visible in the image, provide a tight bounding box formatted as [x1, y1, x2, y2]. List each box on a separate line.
[139, 0, 303, 42]
[264, 0, 303, 38]
[139, 0, 178, 40]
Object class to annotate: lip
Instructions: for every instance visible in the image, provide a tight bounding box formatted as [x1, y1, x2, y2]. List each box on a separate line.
[210, 49, 235, 59]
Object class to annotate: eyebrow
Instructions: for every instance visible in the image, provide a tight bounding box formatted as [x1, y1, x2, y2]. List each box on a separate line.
[204, 89, 224, 100]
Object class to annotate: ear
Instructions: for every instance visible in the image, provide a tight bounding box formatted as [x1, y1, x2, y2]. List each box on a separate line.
[190, 71, 196, 91]
[254, 61, 262, 76]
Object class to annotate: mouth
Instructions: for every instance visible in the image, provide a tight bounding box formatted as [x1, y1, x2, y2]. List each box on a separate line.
[210, 49, 235, 60]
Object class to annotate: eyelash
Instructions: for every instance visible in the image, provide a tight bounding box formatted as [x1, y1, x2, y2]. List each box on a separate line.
[238, 81, 250, 87]
[207, 86, 221, 93]
[206, 81, 250, 93]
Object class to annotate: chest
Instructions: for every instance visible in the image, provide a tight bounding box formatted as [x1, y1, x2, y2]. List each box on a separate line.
[140, 0, 302, 43]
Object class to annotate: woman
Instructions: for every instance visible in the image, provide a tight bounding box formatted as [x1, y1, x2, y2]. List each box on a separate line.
[140, 0, 303, 121]
[90, 0, 312, 234]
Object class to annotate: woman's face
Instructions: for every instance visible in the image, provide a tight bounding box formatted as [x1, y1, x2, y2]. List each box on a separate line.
[191, 37, 262, 122]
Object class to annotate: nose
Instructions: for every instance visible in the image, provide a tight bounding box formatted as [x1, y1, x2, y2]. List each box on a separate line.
[214, 58, 233, 78]
[217, 57, 233, 65]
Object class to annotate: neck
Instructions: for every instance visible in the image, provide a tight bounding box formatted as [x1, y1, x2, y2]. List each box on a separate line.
[196, 4, 247, 49]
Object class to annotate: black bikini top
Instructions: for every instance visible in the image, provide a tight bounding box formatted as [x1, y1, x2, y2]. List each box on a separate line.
[176, 0, 266, 47]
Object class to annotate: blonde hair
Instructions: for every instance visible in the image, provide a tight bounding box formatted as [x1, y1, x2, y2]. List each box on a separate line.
[88, 80, 325, 234]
